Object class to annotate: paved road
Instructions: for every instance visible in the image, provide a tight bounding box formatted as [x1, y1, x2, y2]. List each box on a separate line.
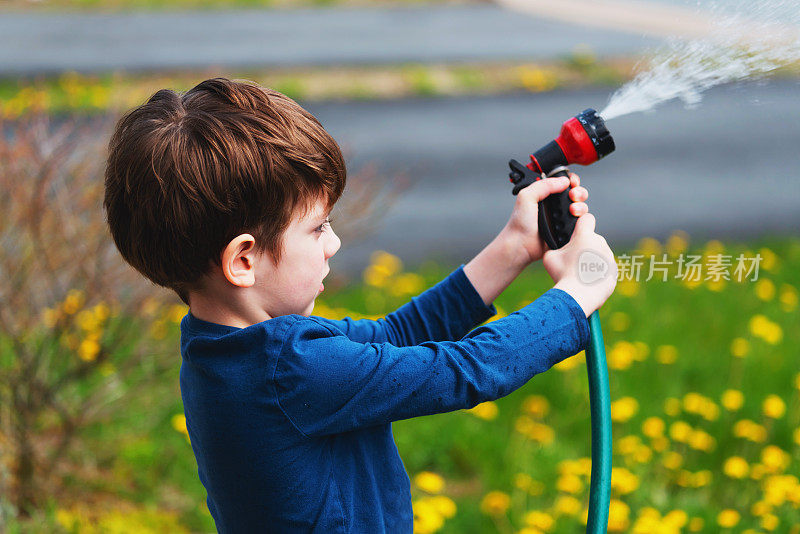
[0, 5, 657, 75]
[303, 79, 800, 276]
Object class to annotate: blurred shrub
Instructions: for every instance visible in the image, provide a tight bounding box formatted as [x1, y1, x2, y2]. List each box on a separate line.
[0, 113, 176, 519]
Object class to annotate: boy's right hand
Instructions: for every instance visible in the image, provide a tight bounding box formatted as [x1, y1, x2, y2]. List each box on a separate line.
[543, 213, 617, 317]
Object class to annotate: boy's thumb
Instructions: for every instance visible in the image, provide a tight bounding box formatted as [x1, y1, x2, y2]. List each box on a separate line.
[574, 213, 596, 235]
[520, 176, 570, 203]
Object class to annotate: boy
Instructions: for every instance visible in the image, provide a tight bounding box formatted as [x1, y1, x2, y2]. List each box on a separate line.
[104, 78, 616, 533]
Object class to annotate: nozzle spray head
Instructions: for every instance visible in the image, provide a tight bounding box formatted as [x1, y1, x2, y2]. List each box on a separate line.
[528, 108, 615, 175]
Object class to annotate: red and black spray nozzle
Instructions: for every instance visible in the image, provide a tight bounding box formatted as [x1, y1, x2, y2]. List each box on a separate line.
[508, 109, 615, 250]
[529, 108, 615, 175]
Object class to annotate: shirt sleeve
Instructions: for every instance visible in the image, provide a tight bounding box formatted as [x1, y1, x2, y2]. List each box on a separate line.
[313, 266, 497, 346]
[274, 287, 590, 437]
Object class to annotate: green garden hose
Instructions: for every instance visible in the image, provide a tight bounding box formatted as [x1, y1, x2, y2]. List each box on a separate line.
[585, 311, 611, 533]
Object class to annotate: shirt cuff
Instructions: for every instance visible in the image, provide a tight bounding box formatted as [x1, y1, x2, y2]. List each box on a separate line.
[450, 265, 497, 325]
[545, 288, 591, 349]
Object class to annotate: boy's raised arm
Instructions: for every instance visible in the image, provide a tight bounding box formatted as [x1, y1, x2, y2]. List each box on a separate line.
[464, 174, 587, 306]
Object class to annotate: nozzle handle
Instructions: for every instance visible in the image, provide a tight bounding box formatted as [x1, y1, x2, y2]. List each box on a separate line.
[509, 159, 577, 250]
[538, 167, 578, 250]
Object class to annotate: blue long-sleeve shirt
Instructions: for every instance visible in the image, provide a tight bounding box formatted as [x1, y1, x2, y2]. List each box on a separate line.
[179, 266, 589, 533]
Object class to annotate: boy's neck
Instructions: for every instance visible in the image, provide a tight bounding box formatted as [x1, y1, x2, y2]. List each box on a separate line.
[188, 290, 271, 329]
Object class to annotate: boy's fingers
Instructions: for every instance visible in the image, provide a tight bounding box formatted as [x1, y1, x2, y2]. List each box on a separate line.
[519, 176, 570, 203]
[569, 186, 588, 202]
[569, 173, 580, 188]
[574, 212, 596, 235]
[570, 202, 588, 216]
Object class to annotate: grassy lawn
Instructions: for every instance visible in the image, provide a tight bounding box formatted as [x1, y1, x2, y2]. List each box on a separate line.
[4, 232, 799, 533]
[0, 53, 631, 119]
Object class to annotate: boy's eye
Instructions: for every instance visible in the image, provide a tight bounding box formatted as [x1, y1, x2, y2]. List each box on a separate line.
[315, 218, 332, 233]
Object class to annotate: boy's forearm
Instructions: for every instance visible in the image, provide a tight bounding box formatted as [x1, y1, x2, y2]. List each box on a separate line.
[463, 228, 531, 306]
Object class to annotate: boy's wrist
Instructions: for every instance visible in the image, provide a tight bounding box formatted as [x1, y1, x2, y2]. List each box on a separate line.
[496, 226, 537, 270]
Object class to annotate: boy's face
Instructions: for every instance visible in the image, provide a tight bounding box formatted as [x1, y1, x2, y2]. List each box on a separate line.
[255, 197, 340, 318]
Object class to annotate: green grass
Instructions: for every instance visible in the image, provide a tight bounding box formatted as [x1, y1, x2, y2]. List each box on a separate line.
[4, 234, 800, 533]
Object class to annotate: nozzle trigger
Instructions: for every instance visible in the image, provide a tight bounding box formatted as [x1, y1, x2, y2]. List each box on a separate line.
[508, 159, 541, 195]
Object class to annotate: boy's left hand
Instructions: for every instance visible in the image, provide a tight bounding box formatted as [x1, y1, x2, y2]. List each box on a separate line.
[502, 172, 589, 265]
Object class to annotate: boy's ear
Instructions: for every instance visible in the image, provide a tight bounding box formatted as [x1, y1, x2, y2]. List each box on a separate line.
[221, 234, 258, 288]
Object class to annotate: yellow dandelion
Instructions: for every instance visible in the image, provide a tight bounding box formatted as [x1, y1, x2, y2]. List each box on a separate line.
[795, 373, 800, 391]
[523, 510, 554, 531]
[608, 341, 637, 370]
[669, 421, 692, 443]
[616, 435, 641, 456]
[149, 320, 167, 340]
[428, 495, 456, 519]
[700, 401, 720, 421]
[390, 272, 425, 297]
[78, 338, 100, 362]
[779, 284, 798, 311]
[413, 498, 445, 534]
[655, 345, 678, 364]
[414, 472, 445, 494]
[632, 341, 649, 361]
[688, 429, 716, 452]
[750, 463, 767, 480]
[42, 307, 61, 328]
[479, 491, 510, 517]
[514, 473, 533, 491]
[168, 304, 188, 324]
[762, 395, 786, 419]
[751, 500, 772, 517]
[794, 427, 800, 447]
[665, 230, 689, 257]
[93, 302, 110, 322]
[370, 250, 402, 273]
[521, 395, 550, 418]
[663, 509, 688, 528]
[555, 350, 584, 371]
[553, 495, 581, 517]
[467, 401, 498, 421]
[642, 417, 665, 438]
[661, 451, 683, 470]
[761, 445, 790, 473]
[650, 436, 670, 452]
[616, 278, 639, 297]
[610, 467, 639, 495]
[518, 66, 558, 92]
[171, 413, 187, 434]
[688, 517, 704, 532]
[758, 247, 777, 271]
[607, 499, 630, 532]
[663, 397, 681, 416]
[610, 397, 639, 423]
[723, 456, 749, 478]
[721, 389, 744, 411]
[62, 289, 85, 315]
[760, 513, 779, 531]
[704, 239, 725, 255]
[717, 509, 740, 528]
[755, 278, 776, 301]
[730, 337, 749, 358]
[636, 237, 662, 256]
[692, 470, 712, 487]
[749, 314, 783, 344]
[733, 419, 767, 442]
[557, 474, 583, 494]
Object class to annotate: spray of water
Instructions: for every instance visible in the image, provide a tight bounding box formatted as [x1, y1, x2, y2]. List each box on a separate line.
[601, 0, 800, 120]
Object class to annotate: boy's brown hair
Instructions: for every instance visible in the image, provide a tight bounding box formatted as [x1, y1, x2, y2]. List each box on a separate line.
[104, 78, 346, 305]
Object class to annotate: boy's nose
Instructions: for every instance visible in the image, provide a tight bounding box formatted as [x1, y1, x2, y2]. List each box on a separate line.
[325, 229, 341, 259]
